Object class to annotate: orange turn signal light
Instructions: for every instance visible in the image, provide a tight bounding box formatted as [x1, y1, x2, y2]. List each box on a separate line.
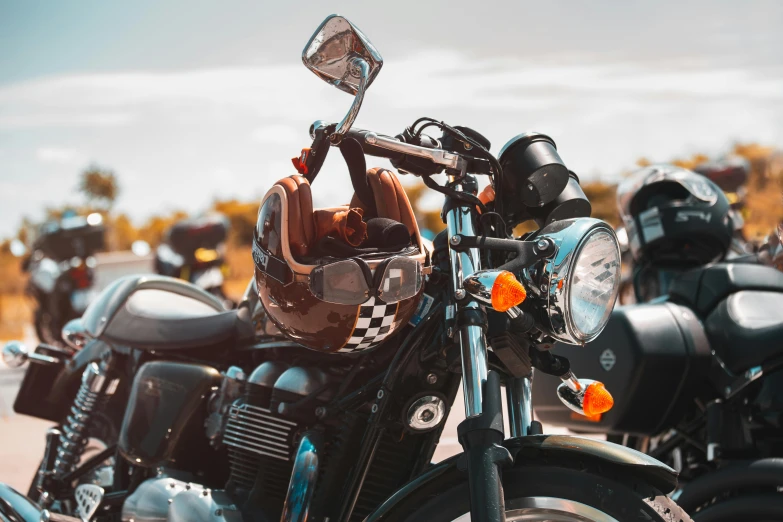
[490, 271, 527, 312]
[582, 381, 614, 417]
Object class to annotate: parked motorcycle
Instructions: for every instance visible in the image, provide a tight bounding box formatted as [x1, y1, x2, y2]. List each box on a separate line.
[0, 15, 690, 522]
[18, 212, 105, 347]
[534, 165, 783, 520]
[154, 213, 232, 304]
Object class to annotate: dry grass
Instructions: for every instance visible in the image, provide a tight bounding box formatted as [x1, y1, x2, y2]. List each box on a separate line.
[0, 293, 32, 341]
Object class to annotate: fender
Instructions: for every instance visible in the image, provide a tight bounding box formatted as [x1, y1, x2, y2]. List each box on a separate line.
[0, 483, 41, 522]
[365, 434, 678, 522]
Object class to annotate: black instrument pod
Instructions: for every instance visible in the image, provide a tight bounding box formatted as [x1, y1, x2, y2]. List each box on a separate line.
[527, 171, 592, 227]
[498, 132, 569, 209]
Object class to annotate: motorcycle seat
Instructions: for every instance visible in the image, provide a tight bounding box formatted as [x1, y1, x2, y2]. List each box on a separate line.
[82, 275, 252, 350]
[669, 263, 783, 317]
[705, 290, 783, 373]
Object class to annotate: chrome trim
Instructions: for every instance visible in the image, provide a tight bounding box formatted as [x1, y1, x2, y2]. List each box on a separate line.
[332, 57, 369, 144]
[446, 184, 487, 419]
[462, 270, 500, 306]
[223, 402, 297, 461]
[281, 433, 320, 522]
[555, 371, 597, 416]
[302, 15, 383, 145]
[406, 395, 446, 431]
[521, 218, 621, 345]
[364, 132, 467, 171]
[2, 341, 58, 367]
[62, 319, 90, 351]
[74, 484, 104, 522]
[507, 375, 533, 438]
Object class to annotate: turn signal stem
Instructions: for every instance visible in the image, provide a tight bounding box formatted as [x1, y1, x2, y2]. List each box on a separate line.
[463, 270, 527, 313]
[556, 371, 614, 417]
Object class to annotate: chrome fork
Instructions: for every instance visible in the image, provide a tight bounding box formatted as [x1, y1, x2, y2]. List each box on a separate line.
[445, 180, 488, 419]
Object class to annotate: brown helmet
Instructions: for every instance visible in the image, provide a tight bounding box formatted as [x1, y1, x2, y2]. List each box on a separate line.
[253, 168, 427, 353]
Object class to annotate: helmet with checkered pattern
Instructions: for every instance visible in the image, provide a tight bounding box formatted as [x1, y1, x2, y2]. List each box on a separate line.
[253, 170, 427, 353]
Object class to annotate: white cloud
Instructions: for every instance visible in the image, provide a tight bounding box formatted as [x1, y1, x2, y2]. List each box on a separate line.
[1, 50, 782, 238]
[36, 147, 82, 164]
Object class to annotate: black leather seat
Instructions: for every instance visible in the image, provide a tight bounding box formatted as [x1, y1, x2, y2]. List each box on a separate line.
[705, 290, 783, 373]
[82, 275, 252, 350]
[669, 263, 783, 318]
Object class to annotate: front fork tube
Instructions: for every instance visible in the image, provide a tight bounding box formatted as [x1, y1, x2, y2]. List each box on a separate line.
[507, 375, 533, 438]
[446, 191, 511, 522]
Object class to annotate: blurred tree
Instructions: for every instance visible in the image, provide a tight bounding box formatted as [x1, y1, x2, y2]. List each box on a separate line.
[137, 211, 189, 247]
[212, 199, 258, 246]
[110, 213, 140, 251]
[582, 181, 620, 227]
[79, 165, 119, 209]
[405, 181, 445, 236]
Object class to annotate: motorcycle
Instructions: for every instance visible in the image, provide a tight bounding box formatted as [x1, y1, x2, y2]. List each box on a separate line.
[0, 15, 690, 522]
[534, 245, 783, 518]
[19, 213, 105, 347]
[154, 213, 232, 305]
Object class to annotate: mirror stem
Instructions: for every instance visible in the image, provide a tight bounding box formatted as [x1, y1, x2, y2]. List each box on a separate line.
[331, 58, 370, 145]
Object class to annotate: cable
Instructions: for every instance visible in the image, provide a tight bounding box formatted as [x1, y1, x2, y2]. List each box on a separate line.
[421, 174, 488, 214]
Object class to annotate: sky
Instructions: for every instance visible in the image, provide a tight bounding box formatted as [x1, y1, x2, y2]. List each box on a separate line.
[1, 0, 782, 239]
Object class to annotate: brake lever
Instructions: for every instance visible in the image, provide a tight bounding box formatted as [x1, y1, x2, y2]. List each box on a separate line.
[364, 132, 467, 173]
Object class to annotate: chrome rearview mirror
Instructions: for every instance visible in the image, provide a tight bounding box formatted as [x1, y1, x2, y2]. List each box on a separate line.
[302, 14, 383, 143]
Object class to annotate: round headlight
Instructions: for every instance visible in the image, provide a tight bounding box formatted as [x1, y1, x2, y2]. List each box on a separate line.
[522, 218, 621, 344]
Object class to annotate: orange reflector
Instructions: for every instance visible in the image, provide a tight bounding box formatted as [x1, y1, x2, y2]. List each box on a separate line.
[490, 271, 527, 312]
[583, 382, 614, 417]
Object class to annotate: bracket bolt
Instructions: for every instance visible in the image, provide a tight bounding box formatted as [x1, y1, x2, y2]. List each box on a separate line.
[455, 289, 466, 300]
[426, 373, 438, 384]
[450, 235, 461, 246]
[536, 239, 550, 252]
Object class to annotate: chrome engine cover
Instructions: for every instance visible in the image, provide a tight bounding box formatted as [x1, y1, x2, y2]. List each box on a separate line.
[169, 489, 242, 522]
[121, 476, 240, 522]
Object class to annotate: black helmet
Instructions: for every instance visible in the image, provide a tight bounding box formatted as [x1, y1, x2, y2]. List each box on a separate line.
[617, 164, 733, 267]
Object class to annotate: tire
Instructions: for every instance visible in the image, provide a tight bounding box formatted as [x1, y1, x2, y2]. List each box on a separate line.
[398, 464, 691, 522]
[34, 307, 60, 346]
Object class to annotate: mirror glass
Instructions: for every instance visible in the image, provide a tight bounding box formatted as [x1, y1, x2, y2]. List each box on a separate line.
[302, 15, 383, 95]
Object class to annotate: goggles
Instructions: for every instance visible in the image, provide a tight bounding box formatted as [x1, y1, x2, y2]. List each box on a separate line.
[253, 239, 422, 306]
[310, 256, 422, 305]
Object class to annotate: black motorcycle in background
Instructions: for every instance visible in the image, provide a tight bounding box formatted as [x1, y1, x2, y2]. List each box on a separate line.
[154, 213, 232, 304]
[19, 213, 105, 346]
[535, 165, 783, 521]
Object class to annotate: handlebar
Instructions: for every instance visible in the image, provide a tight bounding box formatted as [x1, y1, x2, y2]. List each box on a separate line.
[307, 120, 492, 179]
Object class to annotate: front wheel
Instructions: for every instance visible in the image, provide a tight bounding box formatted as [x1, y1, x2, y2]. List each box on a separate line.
[401, 464, 691, 522]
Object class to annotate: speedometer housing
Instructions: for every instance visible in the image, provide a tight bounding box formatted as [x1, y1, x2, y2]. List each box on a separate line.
[521, 218, 621, 345]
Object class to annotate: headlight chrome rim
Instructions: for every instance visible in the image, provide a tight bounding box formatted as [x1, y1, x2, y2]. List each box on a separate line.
[523, 218, 621, 345]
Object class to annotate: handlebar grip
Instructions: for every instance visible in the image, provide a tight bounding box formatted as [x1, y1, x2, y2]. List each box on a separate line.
[344, 128, 405, 162]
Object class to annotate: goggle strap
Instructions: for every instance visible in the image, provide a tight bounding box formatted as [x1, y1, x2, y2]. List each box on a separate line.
[252, 241, 293, 284]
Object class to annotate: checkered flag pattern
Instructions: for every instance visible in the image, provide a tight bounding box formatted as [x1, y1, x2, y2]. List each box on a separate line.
[339, 297, 399, 352]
